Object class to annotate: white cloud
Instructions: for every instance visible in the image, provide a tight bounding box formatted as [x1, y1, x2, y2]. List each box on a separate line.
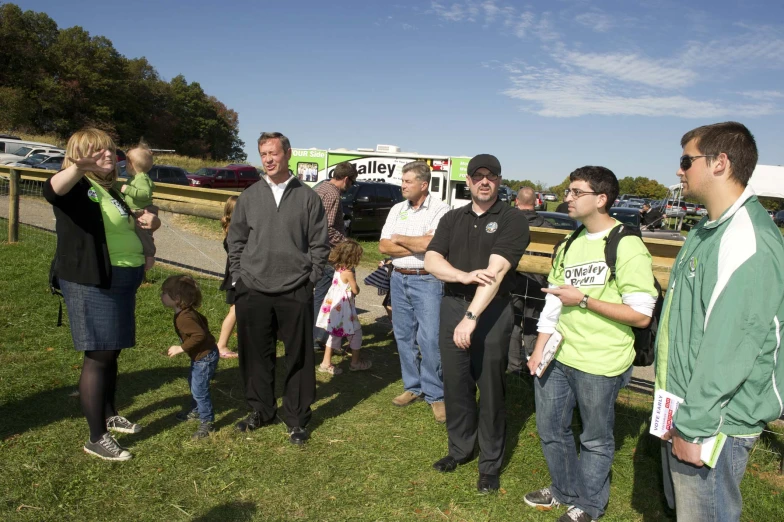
[426, 3, 783, 119]
[430, 1, 557, 41]
[575, 12, 614, 32]
[503, 11, 535, 38]
[739, 90, 784, 100]
[558, 51, 697, 89]
[680, 31, 784, 69]
[502, 67, 775, 118]
[430, 1, 478, 22]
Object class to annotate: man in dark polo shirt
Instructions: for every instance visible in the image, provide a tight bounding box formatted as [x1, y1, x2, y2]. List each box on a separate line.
[424, 154, 530, 493]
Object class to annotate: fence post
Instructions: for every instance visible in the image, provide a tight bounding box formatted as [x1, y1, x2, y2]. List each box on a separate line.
[8, 169, 19, 243]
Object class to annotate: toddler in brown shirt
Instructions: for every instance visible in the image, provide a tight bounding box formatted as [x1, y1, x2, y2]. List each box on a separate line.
[161, 275, 219, 440]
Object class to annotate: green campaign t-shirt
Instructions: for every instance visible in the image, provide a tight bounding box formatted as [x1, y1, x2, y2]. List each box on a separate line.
[549, 222, 657, 376]
[87, 179, 144, 268]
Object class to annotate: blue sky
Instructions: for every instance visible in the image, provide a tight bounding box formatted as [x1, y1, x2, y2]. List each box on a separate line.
[17, 0, 784, 186]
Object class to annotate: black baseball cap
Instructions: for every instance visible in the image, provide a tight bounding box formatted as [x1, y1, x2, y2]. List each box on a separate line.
[467, 154, 502, 177]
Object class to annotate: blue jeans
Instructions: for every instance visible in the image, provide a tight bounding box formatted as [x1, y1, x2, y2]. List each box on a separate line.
[390, 271, 444, 404]
[313, 264, 336, 345]
[534, 360, 633, 520]
[662, 435, 757, 522]
[188, 348, 219, 423]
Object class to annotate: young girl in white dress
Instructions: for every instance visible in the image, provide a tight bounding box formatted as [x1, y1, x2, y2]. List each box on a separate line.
[315, 240, 372, 375]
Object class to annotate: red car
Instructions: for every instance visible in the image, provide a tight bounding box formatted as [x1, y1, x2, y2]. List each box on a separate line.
[186, 165, 260, 190]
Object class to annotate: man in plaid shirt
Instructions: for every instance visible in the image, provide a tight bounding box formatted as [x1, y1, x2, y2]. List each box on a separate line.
[313, 162, 357, 349]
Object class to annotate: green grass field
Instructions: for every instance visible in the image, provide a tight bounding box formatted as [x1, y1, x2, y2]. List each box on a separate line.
[1, 224, 782, 521]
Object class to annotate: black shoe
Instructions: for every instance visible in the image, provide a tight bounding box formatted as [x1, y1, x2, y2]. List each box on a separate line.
[288, 426, 309, 445]
[192, 422, 215, 441]
[235, 411, 279, 432]
[432, 454, 472, 473]
[477, 473, 500, 493]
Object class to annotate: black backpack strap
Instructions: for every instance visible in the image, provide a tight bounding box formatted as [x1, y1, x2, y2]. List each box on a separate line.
[552, 224, 585, 268]
[603, 224, 642, 281]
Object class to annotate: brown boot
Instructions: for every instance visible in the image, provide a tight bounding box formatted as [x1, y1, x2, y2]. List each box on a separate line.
[391, 391, 424, 407]
[431, 401, 446, 423]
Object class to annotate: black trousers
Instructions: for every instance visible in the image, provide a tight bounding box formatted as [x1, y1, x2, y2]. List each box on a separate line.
[235, 279, 316, 428]
[440, 295, 514, 475]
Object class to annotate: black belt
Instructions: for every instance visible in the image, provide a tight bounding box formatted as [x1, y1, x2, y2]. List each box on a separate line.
[393, 267, 429, 275]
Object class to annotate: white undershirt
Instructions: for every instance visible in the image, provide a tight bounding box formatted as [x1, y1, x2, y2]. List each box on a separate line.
[264, 174, 293, 207]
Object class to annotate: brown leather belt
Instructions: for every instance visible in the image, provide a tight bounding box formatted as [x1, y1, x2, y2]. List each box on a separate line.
[393, 267, 429, 275]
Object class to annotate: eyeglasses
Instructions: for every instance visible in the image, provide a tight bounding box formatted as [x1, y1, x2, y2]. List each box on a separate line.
[564, 188, 598, 198]
[469, 172, 500, 182]
[680, 155, 714, 171]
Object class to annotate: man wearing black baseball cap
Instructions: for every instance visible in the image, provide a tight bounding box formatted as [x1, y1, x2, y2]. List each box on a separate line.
[424, 153, 530, 493]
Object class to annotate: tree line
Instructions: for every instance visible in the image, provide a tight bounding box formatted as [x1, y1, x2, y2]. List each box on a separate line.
[0, 3, 246, 161]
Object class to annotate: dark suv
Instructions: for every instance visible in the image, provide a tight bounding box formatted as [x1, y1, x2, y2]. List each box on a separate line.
[339, 181, 404, 236]
[148, 165, 191, 186]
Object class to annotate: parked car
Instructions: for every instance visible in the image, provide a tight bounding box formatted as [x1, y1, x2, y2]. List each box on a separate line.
[6, 152, 64, 170]
[534, 191, 546, 211]
[619, 198, 645, 209]
[655, 199, 687, 218]
[186, 165, 260, 190]
[695, 204, 708, 216]
[0, 134, 21, 140]
[609, 207, 685, 242]
[542, 192, 558, 202]
[683, 202, 700, 216]
[337, 181, 404, 236]
[618, 194, 644, 202]
[538, 211, 580, 230]
[774, 210, 784, 227]
[148, 165, 191, 186]
[0, 144, 64, 165]
[498, 185, 516, 204]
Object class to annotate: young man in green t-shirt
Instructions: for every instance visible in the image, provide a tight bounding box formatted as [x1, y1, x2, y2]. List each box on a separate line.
[524, 166, 658, 522]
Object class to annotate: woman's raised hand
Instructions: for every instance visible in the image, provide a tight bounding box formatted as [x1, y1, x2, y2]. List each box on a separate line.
[68, 144, 114, 175]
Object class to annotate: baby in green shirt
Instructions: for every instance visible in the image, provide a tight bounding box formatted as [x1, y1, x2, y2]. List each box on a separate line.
[121, 146, 155, 212]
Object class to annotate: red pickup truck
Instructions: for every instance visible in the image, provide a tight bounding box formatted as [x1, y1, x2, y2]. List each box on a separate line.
[186, 165, 260, 190]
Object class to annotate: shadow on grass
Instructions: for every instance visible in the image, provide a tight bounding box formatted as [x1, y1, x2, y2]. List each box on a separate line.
[192, 501, 257, 521]
[503, 373, 537, 472]
[307, 322, 400, 432]
[617, 401, 676, 521]
[0, 365, 187, 441]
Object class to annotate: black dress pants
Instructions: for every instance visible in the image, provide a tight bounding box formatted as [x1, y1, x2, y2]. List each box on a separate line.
[235, 279, 316, 428]
[440, 295, 513, 475]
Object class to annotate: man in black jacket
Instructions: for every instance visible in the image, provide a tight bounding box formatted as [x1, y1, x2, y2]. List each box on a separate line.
[507, 188, 552, 373]
[228, 132, 329, 445]
[640, 202, 664, 229]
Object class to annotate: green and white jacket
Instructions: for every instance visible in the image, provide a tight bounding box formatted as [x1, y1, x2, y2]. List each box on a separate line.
[655, 187, 784, 442]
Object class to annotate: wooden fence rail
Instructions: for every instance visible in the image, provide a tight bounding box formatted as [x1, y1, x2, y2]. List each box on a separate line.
[1, 165, 685, 282]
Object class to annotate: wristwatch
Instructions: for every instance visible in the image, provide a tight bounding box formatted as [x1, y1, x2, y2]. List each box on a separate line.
[465, 311, 478, 321]
[578, 295, 589, 309]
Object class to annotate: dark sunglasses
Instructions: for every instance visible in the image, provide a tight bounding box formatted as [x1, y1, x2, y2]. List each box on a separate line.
[680, 155, 714, 171]
[469, 172, 499, 182]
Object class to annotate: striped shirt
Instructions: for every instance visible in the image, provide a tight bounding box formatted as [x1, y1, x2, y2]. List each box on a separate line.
[381, 193, 450, 269]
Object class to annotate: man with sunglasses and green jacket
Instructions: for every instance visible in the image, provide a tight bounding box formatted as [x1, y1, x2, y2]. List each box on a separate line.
[657, 121, 784, 522]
